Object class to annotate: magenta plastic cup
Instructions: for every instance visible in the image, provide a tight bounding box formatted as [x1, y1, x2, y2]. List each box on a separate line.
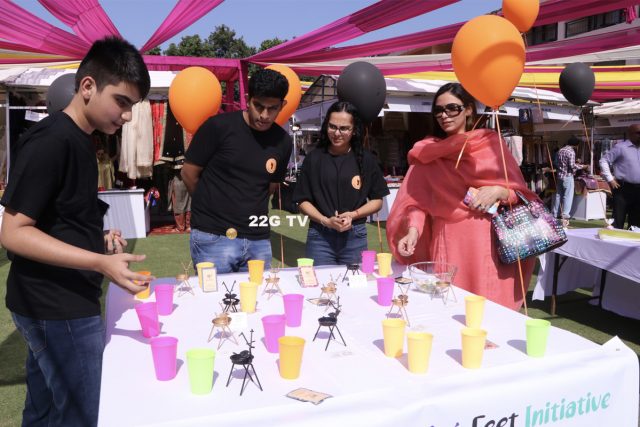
[154, 284, 175, 316]
[376, 277, 395, 306]
[150, 336, 178, 381]
[261, 314, 286, 353]
[361, 250, 377, 274]
[282, 294, 304, 327]
[134, 302, 160, 338]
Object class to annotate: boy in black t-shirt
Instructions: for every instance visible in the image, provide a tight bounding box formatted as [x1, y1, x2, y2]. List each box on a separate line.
[182, 69, 292, 273]
[0, 37, 151, 427]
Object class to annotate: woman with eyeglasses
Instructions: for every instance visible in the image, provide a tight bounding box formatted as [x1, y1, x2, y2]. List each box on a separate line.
[386, 83, 538, 310]
[293, 101, 389, 265]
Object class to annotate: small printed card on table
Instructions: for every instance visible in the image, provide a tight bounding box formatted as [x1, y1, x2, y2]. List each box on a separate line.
[286, 388, 333, 405]
[201, 267, 218, 292]
[298, 266, 319, 287]
[228, 312, 248, 332]
[348, 274, 368, 288]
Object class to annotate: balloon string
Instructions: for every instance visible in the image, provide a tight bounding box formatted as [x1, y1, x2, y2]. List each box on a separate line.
[278, 183, 285, 268]
[495, 112, 529, 316]
[454, 115, 485, 169]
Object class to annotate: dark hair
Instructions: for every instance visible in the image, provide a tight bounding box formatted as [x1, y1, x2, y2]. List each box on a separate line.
[567, 135, 580, 146]
[76, 37, 150, 99]
[248, 69, 289, 100]
[319, 101, 365, 187]
[430, 82, 477, 139]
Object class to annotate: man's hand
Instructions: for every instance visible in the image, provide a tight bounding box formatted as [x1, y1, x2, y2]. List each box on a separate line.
[609, 179, 621, 190]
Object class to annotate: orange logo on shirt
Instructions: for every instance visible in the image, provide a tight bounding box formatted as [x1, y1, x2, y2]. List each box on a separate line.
[266, 158, 277, 173]
[352, 175, 362, 189]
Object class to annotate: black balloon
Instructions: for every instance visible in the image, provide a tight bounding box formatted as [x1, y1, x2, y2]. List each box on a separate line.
[337, 61, 386, 123]
[559, 63, 595, 106]
[46, 73, 76, 114]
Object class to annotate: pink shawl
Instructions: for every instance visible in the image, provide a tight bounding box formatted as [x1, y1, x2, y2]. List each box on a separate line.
[386, 129, 539, 264]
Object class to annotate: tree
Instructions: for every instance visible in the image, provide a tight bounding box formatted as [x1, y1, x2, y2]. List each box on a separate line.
[258, 37, 286, 53]
[205, 24, 256, 58]
[145, 46, 162, 56]
[164, 35, 211, 57]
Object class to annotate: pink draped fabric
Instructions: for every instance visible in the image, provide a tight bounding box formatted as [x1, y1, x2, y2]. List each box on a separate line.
[140, 0, 225, 53]
[626, 5, 638, 23]
[143, 55, 241, 81]
[38, 0, 121, 43]
[0, 0, 90, 57]
[250, 0, 459, 62]
[386, 129, 537, 310]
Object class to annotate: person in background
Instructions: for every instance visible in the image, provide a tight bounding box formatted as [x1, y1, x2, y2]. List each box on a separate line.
[0, 37, 151, 427]
[599, 123, 640, 229]
[293, 101, 389, 265]
[386, 82, 538, 311]
[182, 69, 292, 273]
[552, 135, 587, 226]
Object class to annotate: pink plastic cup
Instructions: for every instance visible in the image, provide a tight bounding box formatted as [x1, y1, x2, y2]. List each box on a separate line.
[134, 302, 160, 338]
[361, 250, 377, 274]
[282, 294, 304, 327]
[376, 277, 395, 306]
[150, 336, 178, 381]
[261, 314, 286, 353]
[154, 284, 175, 316]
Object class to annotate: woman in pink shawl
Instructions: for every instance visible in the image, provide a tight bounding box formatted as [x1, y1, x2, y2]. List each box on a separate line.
[387, 83, 537, 310]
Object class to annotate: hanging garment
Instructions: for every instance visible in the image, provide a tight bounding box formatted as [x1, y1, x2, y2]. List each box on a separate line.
[120, 100, 154, 179]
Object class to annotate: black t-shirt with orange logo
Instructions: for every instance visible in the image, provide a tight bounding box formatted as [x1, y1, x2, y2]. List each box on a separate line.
[293, 147, 389, 224]
[185, 111, 292, 239]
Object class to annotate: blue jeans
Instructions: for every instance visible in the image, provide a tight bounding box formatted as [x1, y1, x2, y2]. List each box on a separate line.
[190, 228, 272, 273]
[552, 175, 575, 219]
[11, 312, 105, 427]
[305, 222, 368, 266]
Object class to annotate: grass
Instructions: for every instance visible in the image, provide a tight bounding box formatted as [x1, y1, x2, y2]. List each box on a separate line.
[0, 211, 637, 425]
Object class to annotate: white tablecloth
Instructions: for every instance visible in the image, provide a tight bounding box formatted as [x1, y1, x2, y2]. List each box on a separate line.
[100, 265, 639, 427]
[533, 228, 640, 319]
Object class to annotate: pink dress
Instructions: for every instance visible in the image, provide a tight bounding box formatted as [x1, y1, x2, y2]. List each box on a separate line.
[387, 129, 537, 310]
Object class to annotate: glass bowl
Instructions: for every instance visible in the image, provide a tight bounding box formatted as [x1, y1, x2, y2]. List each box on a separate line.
[408, 262, 457, 294]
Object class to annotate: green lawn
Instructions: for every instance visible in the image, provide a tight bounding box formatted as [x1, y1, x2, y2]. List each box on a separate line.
[0, 211, 637, 426]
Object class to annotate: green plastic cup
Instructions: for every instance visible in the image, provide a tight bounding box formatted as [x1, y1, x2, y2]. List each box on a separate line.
[526, 319, 551, 358]
[187, 348, 216, 394]
[297, 258, 314, 267]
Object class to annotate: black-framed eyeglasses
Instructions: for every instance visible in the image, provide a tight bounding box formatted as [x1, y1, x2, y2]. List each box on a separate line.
[328, 123, 353, 134]
[432, 103, 465, 118]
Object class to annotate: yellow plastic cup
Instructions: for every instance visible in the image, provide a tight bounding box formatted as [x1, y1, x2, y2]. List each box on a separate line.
[464, 295, 486, 328]
[407, 332, 433, 374]
[461, 327, 487, 369]
[196, 262, 214, 289]
[278, 336, 306, 379]
[296, 258, 314, 267]
[239, 281, 259, 313]
[377, 253, 393, 277]
[381, 318, 406, 357]
[135, 271, 152, 299]
[247, 260, 265, 285]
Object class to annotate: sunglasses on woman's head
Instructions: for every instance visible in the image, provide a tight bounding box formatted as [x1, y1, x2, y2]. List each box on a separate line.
[432, 103, 465, 118]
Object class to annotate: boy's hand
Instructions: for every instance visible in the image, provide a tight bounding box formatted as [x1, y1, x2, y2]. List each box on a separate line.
[104, 229, 127, 254]
[97, 253, 154, 294]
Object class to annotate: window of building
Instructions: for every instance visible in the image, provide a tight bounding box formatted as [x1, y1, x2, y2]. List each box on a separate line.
[526, 23, 558, 45]
[565, 9, 625, 37]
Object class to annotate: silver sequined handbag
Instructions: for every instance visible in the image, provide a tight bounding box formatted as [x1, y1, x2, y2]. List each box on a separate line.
[491, 191, 567, 264]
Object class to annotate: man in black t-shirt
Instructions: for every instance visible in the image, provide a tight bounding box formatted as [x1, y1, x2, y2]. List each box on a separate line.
[0, 38, 151, 427]
[182, 69, 292, 273]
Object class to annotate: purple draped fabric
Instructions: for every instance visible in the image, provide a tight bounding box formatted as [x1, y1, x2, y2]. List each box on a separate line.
[0, 0, 90, 57]
[249, 0, 459, 62]
[38, 0, 121, 43]
[140, 0, 225, 53]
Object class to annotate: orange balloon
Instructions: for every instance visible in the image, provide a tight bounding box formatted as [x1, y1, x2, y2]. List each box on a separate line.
[168, 66, 222, 134]
[266, 64, 302, 126]
[451, 15, 525, 109]
[503, 0, 540, 33]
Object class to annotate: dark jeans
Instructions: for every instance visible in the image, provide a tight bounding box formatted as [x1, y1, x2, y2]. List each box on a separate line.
[11, 312, 105, 427]
[612, 181, 640, 229]
[190, 228, 272, 273]
[305, 222, 368, 266]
